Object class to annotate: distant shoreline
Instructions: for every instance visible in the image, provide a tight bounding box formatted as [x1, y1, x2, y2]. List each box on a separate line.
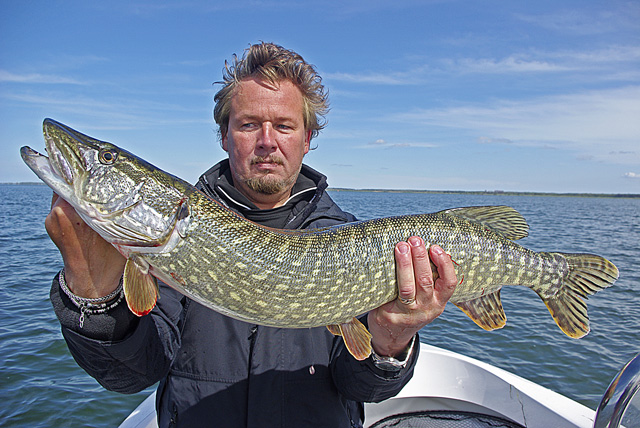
[1, 182, 49, 186]
[3, 182, 638, 199]
[329, 187, 640, 199]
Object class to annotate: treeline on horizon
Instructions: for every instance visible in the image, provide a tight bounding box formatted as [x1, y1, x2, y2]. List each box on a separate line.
[3, 182, 639, 198]
[328, 187, 640, 199]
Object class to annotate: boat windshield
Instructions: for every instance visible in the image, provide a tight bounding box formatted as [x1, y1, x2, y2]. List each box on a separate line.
[593, 352, 640, 428]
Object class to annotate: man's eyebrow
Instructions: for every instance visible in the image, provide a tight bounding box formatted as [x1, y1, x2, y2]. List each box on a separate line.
[234, 113, 300, 123]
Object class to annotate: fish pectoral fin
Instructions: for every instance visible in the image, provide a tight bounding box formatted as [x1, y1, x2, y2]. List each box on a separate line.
[123, 256, 158, 317]
[454, 291, 507, 331]
[333, 318, 373, 361]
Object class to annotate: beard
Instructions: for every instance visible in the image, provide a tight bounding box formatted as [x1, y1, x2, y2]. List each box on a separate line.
[243, 174, 296, 195]
[241, 156, 301, 195]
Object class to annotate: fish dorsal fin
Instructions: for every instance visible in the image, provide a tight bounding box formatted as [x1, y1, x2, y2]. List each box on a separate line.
[454, 290, 507, 331]
[327, 317, 372, 361]
[123, 255, 159, 316]
[443, 206, 529, 240]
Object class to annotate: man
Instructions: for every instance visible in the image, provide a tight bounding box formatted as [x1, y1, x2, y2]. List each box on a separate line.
[45, 42, 457, 427]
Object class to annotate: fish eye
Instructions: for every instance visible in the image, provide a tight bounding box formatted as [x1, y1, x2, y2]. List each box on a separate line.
[99, 149, 118, 165]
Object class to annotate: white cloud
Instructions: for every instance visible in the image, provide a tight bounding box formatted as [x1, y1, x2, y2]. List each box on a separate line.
[442, 44, 640, 77]
[547, 45, 640, 64]
[324, 71, 417, 85]
[1, 92, 207, 131]
[390, 86, 640, 164]
[624, 172, 640, 179]
[359, 139, 437, 149]
[327, 43, 640, 88]
[477, 137, 514, 145]
[515, 6, 640, 35]
[0, 70, 84, 85]
[449, 56, 570, 74]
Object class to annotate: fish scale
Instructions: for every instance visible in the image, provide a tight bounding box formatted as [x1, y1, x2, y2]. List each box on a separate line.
[144, 194, 577, 327]
[20, 119, 619, 361]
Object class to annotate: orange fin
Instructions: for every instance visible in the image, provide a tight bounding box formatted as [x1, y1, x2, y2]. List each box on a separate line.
[454, 290, 506, 331]
[326, 324, 342, 336]
[123, 256, 158, 317]
[538, 253, 618, 339]
[337, 317, 372, 361]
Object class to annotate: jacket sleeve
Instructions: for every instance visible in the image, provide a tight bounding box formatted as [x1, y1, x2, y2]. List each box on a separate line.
[50, 271, 184, 394]
[329, 321, 419, 403]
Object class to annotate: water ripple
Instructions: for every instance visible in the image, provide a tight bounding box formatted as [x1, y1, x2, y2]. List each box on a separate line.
[1, 185, 638, 426]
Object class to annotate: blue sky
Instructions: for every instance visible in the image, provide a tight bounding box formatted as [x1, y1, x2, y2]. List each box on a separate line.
[2, 0, 639, 194]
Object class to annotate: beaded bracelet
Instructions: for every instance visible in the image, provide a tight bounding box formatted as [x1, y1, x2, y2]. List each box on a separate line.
[59, 269, 125, 328]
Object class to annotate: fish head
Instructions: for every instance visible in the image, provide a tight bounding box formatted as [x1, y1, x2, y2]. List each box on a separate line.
[21, 119, 191, 252]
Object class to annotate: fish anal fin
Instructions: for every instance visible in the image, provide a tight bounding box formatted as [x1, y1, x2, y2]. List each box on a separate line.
[338, 318, 372, 361]
[443, 206, 529, 240]
[454, 290, 507, 331]
[123, 256, 158, 317]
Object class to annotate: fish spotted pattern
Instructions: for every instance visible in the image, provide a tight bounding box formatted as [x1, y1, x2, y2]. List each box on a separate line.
[21, 119, 619, 360]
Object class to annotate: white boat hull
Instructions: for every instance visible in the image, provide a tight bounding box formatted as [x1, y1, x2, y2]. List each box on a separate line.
[364, 343, 594, 427]
[119, 343, 598, 428]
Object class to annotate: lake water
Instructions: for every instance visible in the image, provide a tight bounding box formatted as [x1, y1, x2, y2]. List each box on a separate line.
[1, 184, 638, 427]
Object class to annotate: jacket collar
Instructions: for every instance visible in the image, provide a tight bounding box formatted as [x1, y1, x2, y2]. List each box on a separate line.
[196, 159, 334, 229]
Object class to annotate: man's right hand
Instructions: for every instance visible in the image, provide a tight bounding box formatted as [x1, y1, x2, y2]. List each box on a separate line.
[45, 193, 126, 299]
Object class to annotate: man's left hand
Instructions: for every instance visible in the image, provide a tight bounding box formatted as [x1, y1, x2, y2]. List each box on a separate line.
[367, 236, 457, 357]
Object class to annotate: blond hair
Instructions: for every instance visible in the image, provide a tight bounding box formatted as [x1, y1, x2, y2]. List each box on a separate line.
[214, 42, 329, 140]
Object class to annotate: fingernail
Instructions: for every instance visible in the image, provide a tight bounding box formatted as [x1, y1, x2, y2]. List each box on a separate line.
[409, 236, 422, 247]
[431, 245, 444, 255]
[397, 242, 410, 254]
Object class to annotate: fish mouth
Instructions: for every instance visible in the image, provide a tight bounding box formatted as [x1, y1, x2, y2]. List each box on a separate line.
[44, 122, 78, 185]
[20, 119, 89, 201]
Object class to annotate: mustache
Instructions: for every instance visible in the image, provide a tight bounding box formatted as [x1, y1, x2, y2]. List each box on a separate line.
[251, 156, 284, 165]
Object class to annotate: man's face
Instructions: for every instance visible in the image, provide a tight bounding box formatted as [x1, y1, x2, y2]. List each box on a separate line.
[221, 77, 310, 208]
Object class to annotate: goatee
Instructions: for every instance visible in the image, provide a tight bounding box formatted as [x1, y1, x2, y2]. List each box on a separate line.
[242, 156, 300, 195]
[244, 173, 297, 195]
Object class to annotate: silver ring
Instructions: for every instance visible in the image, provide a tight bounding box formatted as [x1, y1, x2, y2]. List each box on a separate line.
[399, 296, 415, 305]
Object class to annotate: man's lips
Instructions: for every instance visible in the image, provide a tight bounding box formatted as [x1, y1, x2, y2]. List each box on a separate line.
[251, 157, 283, 170]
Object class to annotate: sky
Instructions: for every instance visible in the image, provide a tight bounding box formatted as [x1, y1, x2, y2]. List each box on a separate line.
[1, 0, 639, 194]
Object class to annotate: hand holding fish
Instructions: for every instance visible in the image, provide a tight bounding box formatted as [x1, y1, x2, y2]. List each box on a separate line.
[368, 237, 458, 358]
[45, 193, 126, 299]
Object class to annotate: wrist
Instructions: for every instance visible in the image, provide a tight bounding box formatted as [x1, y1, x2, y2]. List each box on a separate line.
[58, 269, 125, 328]
[62, 265, 122, 299]
[370, 335, 416, 371]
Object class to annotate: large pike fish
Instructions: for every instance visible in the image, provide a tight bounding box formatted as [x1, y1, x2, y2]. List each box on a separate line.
[21, 119, 619, 360]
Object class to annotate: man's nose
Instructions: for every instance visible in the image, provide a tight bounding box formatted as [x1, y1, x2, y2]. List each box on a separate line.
[257, 123, 276, 149]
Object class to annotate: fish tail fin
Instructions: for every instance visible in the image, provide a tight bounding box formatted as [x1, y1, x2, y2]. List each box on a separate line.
[540, 253, 618, 338]
[123, 256, 159, 317]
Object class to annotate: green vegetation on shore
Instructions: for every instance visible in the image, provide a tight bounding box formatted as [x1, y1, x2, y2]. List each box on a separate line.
[328, 187, 640, 199]
[4, 182, 638, 199]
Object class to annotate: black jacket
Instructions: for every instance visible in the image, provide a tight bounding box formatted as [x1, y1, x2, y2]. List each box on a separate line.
[51, 161, 418, 428]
